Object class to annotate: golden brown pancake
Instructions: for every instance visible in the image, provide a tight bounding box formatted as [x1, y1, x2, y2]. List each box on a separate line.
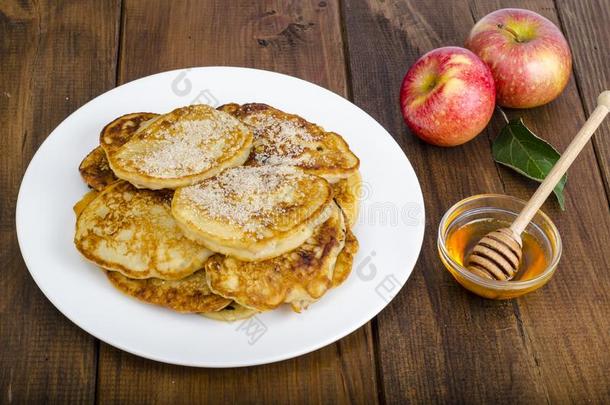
[172, 165, 334, 262]
[99, 112, 159, 155]
[73, 189, 100, 217]
[79, 147, 117, 191]
[106, 105, 253, 189]
[79, 112, 158, 190]
[74, 181, 212, 280]
[331, 171, 362, 228]
[205, 203, 346, 312]
[218, 103, 359, 183]
[106, 269, 231, 313]
[331, 228, 359, 287]
[73, 104, 363, 320]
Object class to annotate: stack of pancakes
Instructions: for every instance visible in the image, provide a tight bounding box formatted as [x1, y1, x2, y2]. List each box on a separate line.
[75, 103, 361, 321]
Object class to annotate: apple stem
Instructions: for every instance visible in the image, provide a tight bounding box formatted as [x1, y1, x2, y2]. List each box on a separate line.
[497, 106, 510, 124]
[497, 24, 522, 42]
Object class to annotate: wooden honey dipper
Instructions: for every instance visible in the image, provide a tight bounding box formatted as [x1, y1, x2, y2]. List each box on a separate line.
[466, 91, 610, 280]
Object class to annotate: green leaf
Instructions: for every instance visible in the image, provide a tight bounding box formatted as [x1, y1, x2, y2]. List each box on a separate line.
[492, 118, 567, 210]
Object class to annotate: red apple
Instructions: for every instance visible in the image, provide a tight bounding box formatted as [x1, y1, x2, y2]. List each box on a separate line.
[400, 46, 496, 147]
[466, 8, 572, 108]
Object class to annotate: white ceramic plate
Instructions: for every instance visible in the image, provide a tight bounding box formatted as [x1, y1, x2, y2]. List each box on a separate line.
[16, 67, 425, 367]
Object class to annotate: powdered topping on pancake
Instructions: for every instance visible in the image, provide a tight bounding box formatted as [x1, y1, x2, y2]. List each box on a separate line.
[244, 113, 319, 167]
[218, 103, 359, 181]
[109, 105, 252, 185]
[178, 166, 311, 237]
[133, 115, 241, 178]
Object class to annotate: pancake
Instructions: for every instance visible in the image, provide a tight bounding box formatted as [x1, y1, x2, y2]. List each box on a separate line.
[172, 165, 334, 261]
[74, 181, 212, 279]
[79, 112, 158, 190]
[79, 147, 117, 191]
[107, 104, 253, 189]
[331, 171, 362, 228]
[218, 103, 359, 183]
[200, 302, 258, 322]
[106, 269, 231, 313]
[205, 203, 346, 312]
[73, 103, 363, 321]
[73, 189, 100, 218]
[331, 228, 359, 287]
[100, 112, 159, 155]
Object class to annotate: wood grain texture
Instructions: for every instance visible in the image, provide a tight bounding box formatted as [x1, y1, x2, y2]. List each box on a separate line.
[0, 0, 120, 403]
[470, 2, 610, 401]
[4, 0, 610, 403]
[342, 0, 610, 402]
[96, 1, 378, 404]
[342, 1, 547, 403]
[554, 0, 610, 200]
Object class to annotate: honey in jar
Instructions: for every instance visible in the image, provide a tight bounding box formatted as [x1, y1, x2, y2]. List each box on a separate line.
[445, 218, 548, 281]
[438, 194, 561, 299]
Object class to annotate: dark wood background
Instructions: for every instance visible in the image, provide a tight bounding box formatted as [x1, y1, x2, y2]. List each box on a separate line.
[2, 0, 609, 403]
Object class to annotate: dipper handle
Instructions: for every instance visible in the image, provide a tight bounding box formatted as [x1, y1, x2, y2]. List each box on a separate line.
[510, 91, 610, 235]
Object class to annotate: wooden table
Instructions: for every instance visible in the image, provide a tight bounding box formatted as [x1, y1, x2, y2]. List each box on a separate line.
[2, 1, 609, 403]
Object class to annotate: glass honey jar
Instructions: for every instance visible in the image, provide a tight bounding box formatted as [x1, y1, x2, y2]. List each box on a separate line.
[438, 194, 562, 299]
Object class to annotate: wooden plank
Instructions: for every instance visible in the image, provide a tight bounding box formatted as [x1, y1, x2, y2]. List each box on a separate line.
[468, 1, 610, 402]
[0, 0, 120, 403]
[96, 1, 378, 403]
[342, 0, 610, 402]
[341, 1, 549, 403]
[554, 0, 610, 200]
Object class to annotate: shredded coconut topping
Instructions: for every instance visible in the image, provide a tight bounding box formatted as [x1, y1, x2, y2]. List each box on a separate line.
[244, 113, 321, 167]
[180, 166, 309, 236]
[119, 109, 245, 178]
